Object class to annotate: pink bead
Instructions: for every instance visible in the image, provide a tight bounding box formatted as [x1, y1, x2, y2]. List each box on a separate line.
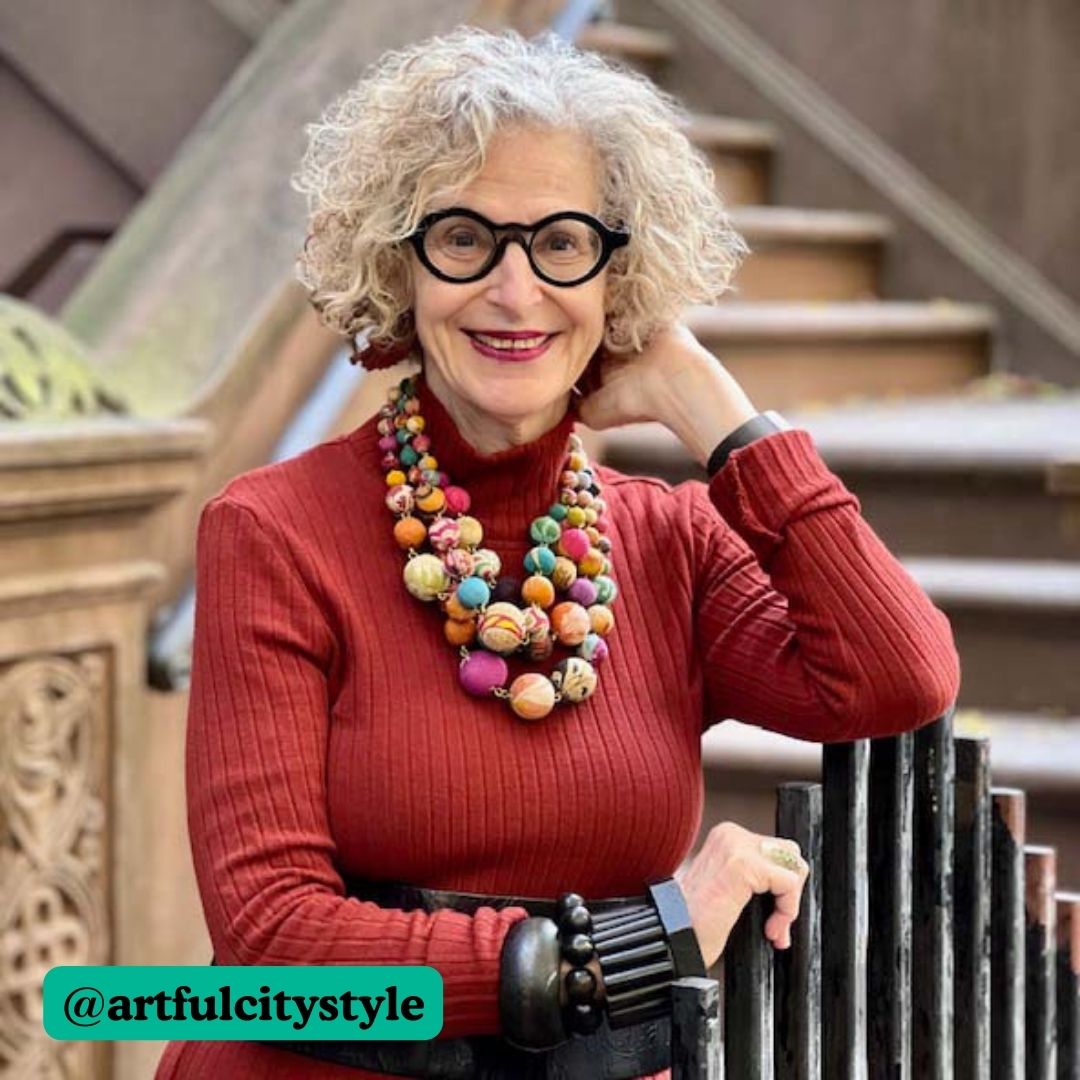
[589, 637, 610, 664]
[559, 528, 591, 562]
[459, 651, 509, 697]
[567, 578, 598, 607]
[444, 486, 471, 515]
[412, 434, 432, 454]
[378, 435, 398, 453]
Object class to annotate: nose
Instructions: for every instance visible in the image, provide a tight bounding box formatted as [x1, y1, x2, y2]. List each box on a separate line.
[484, 240, 544, 311]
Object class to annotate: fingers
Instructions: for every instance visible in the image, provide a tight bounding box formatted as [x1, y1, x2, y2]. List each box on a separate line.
[757, 838, 809, 951]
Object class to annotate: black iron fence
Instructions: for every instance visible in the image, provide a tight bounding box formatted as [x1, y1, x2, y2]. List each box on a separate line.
[670, 711, 1080, 1079]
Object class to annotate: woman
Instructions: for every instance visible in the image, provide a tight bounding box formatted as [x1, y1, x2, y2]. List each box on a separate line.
[156, 26, 959, 1079]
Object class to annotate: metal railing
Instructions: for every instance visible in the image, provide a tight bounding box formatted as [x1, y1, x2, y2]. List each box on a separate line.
[670, 711, 1080, 1079]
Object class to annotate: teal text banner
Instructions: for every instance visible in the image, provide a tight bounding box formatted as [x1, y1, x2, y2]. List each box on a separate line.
[43, 966, 443, 1041]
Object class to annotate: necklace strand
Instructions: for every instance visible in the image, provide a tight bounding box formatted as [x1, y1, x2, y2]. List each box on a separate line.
[378, 375, 617, 720]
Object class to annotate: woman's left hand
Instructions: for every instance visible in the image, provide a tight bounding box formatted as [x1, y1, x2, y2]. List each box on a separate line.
[575, 323, 760, 468]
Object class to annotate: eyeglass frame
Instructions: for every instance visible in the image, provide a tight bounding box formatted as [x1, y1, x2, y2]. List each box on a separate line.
[406, 207, 630, 287]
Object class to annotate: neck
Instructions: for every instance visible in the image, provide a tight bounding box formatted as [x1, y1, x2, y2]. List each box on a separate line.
[424, 365, 571, 454]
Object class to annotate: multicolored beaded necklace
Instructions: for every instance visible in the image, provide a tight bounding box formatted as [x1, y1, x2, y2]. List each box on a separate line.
[378, 375, 617, 721]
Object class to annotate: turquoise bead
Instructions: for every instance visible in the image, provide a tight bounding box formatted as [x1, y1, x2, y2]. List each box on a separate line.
[548, 503, 569, 522]
[593, 575, 618, 605]
[530, 516, 562, 545]
[456, 576, 491, 609]
[524, 545, 557, 576]
[396, 428, 412, 445]
[399, 445, 419, 467]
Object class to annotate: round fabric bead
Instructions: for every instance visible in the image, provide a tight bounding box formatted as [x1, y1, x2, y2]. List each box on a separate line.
[415, 485, 446, 515]
[521, 575, 556, 609]
[587, 604, 615, 637]
[412, 433, 432, 454]
[551, 557, 578, 591]
[578, 632, 610, 665]
[443, 548, 475, 579]
[578, 548, 605, 578]
[548, 503, 569, 522]
[567, 451, 587, 473]
[427, 517, 461, 553]
[406, 415, 426, 434]
[443, 486, 471, 515]
[421, 468, 441, 487]
[550, 602, 590, 647]
[403, 553, 449, 601]
[593, 575, 618, 605]
[551, 657, 597, 703]
[477, 602, 527, 654]
[568, 433, 584, 452]
[381, 451, 400, 470]
[418, 454, 438, 472]
[491, 576, 522, 604]
[529, 516, 562, 545]
[399, 445, 419, 468]
[508, 673, 557, 721]
[472, 548, 502, 582]
[560, 487, 577, 506]
[567, 577, 598, 608]
[404, 397, 421, 415]
[407, 466, 424, 485]
[386, 469, 407, 487]
[385, 484, 415, 514]
[523, 545, 557, 577]
[378, 434, 398, 453]
[456, 516, 483, 549]
[575, 490, 593, 508]
[583, 508, 599, 527]
[584, 526, 602, 547]
[396, 428, 411, 445]
[377, 418, 394, 436]
[596, 535, 613, 554]
[565, 506, 587, 528]
[521, 604, 551, 644]
[558, 528, 591, 563]
[458, 651, 508, 697]
[560, 469, 580, 489]
[443, 590, 474, 621]
[456, 576, 491, 609]
[444, 618, 476, 647]
[393, 517, 427, 550]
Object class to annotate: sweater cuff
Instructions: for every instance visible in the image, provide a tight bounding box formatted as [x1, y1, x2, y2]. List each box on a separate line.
[707, 429, 859, 566]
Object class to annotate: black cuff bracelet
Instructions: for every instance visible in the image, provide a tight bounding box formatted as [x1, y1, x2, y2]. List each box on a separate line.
[498, 878, 706, 1048]
[706, 412, 786, 477]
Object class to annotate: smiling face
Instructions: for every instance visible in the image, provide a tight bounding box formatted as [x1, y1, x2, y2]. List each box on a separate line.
[409, 126, 608, 450]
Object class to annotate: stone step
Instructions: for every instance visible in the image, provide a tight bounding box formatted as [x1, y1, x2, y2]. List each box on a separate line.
[728, 206, 891, 301]
[599, 393, 1080, 560]
[682, 113, 778, 206]
[682, 301, 993, 409]
[575, 21, 676, 79]
[903, 557, 1080, 713]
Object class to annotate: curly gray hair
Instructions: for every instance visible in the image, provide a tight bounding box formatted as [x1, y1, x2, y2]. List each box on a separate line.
[292, 25, 748, 355]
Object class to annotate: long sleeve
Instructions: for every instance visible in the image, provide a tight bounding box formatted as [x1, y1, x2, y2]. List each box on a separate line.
[693, 430, 961, 741]
[185, 495, 529, 1038]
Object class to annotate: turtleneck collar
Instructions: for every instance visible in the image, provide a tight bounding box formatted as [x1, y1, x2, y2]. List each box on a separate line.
[414, 375, 578, 543]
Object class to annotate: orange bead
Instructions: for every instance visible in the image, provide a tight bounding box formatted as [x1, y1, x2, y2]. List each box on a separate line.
[578, 548, 605, 577]
[551, 601, 590, 646]
[416, 486, 446, 515]
[588, 604, 615, 637]
[393, 517, 427, 549]
[521, 575, 556, 609]
[585, 526, 601, 546]
[444, 591, 473, 621]
[444, 618, 477, 646]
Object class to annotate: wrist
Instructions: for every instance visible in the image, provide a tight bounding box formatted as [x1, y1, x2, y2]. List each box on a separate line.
[653, 357, 758, 469]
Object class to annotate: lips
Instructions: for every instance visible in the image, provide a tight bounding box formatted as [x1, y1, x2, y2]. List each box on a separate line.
[463, 329, 558, 362]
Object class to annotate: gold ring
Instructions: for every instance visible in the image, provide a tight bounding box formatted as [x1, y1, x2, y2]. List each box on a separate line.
[761, 842, 802, 873]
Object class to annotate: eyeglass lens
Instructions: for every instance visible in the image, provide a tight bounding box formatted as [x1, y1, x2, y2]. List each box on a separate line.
[423, 215, 603, 282]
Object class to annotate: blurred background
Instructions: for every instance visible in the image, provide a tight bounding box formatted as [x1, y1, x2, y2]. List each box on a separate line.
[1, 1, 1077, 1076]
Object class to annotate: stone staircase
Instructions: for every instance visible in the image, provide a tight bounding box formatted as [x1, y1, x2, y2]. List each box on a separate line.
[573, 13, 1080, 863]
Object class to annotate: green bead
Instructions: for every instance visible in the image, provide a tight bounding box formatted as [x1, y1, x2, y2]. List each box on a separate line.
[524, 545, 557, 576]
[530, 516, 562, 545]
[548, 503, 569, 522]
[396, 428, 412, 445]
[593, 575, 618, 605]
[399, 445, 419, 467]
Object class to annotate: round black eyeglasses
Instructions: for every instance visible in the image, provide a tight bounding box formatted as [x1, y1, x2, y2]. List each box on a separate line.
[407, 208, 630, 287]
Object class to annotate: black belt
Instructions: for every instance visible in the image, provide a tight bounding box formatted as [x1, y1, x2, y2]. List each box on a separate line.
[220, 878, 672, 1078]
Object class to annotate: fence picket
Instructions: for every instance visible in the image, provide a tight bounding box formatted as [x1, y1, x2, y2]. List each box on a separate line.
[1056, 892, 1080, 1080]
[672, 976, 723, 1080]
[992, 788, 1028, 1079]
[724, 893, 775, 1079]
[1026, 846, 1058, 1079]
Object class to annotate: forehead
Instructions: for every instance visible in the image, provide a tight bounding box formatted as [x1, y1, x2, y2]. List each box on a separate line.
[436, 127, 601, 220]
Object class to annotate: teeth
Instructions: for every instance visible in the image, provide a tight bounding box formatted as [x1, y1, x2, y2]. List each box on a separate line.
[472, 333, 550, 350]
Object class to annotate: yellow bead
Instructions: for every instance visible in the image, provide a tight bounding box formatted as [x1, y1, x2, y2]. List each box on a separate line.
[583, 507, 599, 526]
[416, 486, 446, 515]
[418, 454, 438, 471]
[522, 575, 556, 609]
[386, 470, 407, 487]
[578, 548, 605, 577]
[568, 451, 587, 472]
[406, 415, 426, 434]
[457, 516, 484, 549]
[566, 506, 587, 528]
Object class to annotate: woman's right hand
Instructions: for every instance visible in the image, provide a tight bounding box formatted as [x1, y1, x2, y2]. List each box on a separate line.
[675, 821, 810, 969]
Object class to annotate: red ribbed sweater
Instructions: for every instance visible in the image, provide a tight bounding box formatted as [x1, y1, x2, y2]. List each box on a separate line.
[156, 380, 960, 1079]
